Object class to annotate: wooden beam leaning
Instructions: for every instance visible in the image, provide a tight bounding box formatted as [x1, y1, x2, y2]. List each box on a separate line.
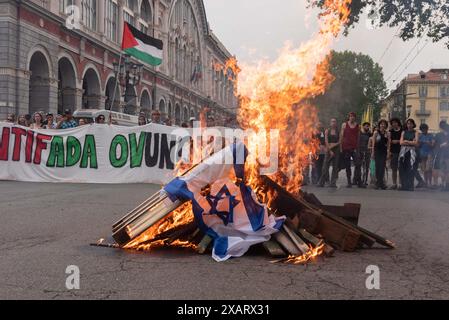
[282, 224, 310, 254]
[263, 240, 287, 257]
[273, 230, 302, 256]
[261, 176, 394, 250]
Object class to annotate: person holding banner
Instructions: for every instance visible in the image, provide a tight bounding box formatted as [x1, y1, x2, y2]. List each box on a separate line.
[138, 114, 148, 126]
[29, 112, 44, 130]
[96, 115, 106, 124]
[57, 110, 78, 129]
[6, 114, 15, 123]
[44, 113, 57, 129]
[17, 115, 28, 127]
[150, 110, 164, 125]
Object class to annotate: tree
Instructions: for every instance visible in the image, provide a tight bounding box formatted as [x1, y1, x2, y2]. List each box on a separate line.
[310, 0, 449, 48]
[314, 50, 387, 125]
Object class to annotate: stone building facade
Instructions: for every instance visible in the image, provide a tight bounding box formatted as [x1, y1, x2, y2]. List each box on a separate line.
[381, 69, 449, 132]
[0, 0, 238, 125]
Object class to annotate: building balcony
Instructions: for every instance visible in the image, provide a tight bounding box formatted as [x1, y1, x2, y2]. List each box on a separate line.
[416, 109, 431, 117]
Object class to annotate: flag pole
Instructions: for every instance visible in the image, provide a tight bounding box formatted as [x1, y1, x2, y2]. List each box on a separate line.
[109, 51, 123, 124]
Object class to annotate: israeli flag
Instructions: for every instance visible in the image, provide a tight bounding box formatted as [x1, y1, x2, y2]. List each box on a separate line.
[164, 143, 285, 262]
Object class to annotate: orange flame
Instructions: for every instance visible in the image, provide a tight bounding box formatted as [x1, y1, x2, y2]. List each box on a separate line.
[280, 243, 325, 265]
[235, 0, 351, 194]
[124, 202, 196, 251]
[122, 0, 352, 255]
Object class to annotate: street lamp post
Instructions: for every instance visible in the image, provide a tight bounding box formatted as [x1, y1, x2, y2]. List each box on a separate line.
[112, 54, 144, 114]
[393, 91, 416, 123]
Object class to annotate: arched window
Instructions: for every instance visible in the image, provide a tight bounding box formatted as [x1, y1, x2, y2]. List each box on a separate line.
[81, 0, 97, 30]
[175, 103, 181, 125]
[169, 0, 201, 85]
[140, 0, 152, 34]
[105, 0, 118, 42]
[175, 38, 180, 80]
[124, 0, 137, 11]
[183, 106, 189, 122]
[124, 0, 137, 26]
[182, 45, 187, 83]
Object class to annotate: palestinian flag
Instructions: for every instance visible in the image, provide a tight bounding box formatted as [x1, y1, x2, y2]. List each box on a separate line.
[121, 22, 163, 66]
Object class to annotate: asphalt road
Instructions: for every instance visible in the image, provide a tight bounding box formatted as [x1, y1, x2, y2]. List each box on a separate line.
[1, 181, 448, 300]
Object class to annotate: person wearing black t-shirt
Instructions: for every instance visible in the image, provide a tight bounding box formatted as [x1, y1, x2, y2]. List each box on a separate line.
[318, 118, 341, 188]
[372, 120, 391, 190]
[359, 122, 372, 187]
[312, 125, 327, 185]
[389, 118, 403, 189]
[399, 119, 420, 191]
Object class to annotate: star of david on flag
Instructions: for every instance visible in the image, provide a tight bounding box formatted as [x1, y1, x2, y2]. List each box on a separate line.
[164, 143, 285, 262]
[205, 184, 240, 226]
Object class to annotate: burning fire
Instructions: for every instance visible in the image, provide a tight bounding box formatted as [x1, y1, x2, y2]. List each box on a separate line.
[274, 243, 325, 265]
[236, 0, 352, 194]
[123, 0, 352, 258]
[236, 0, 351, 262]
[124, 202, 197, 251]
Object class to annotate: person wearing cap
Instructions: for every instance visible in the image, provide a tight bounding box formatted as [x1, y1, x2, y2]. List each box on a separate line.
[44, 113, 57, 129]
[57, 109, 78, 129]
[340, 112, 362, 188]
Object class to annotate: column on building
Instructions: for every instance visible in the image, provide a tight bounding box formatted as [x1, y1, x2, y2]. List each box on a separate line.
[118, 0, 125, 43]
[97, 0, 105, 34]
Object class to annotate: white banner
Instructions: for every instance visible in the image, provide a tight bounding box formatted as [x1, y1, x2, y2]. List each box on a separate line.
[0, 122, 197, 184]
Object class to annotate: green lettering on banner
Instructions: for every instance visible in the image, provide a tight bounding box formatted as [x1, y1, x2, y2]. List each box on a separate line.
[46, 136, 65, 168]
[66, 136, 81, 167]
[129, 132, 146, 168]
[110, 135, 128, 168]
[80, 135, 98, 169]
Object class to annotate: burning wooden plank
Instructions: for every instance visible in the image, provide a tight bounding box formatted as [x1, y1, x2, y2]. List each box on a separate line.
[164, 222, 198, 245]
[297, 228, 335, 257]
[272, 230, 302, 256]
[112, 144, 242, 247]
[261, 176, 394, 251]
[112, 191, 183, 246]
[282, 224, 310, 254]
[320, 203, 361, 226]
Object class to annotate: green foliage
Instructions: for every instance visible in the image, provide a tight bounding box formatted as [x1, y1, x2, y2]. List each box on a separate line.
[314, 50, 388, 125]
[310, 0, 449, 48]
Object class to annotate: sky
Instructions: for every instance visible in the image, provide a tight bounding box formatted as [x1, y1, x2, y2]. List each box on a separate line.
[203, 0, 449, 91]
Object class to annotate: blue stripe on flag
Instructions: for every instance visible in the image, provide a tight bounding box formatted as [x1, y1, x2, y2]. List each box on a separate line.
[164, 177, 220, 239]
[232, 143, 248, 180]
[239, 184, 265, 232]
[213, 237, 229, 259]
[273, 217, 284, 230]
[164, 178, 191, 202]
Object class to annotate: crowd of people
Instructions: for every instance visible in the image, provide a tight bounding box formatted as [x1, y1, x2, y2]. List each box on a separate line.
[3, 109, 213, 129]
[4, 110, 79, 129]
[310, 112, 449, 192]
[5, 109, 448, 192]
